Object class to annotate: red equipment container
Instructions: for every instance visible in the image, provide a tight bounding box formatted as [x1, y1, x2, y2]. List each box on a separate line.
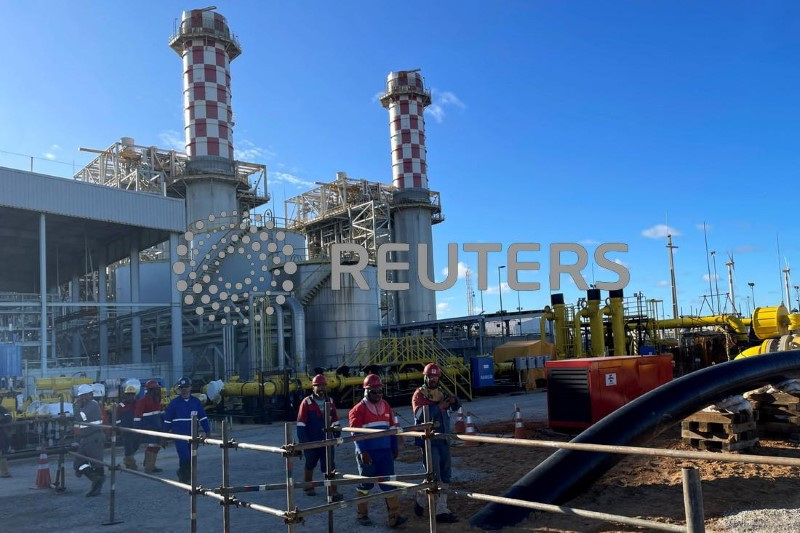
[546, 354, 673, 431]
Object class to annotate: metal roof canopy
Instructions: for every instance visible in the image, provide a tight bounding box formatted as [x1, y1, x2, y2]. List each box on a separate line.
[0, 167, 186, 292]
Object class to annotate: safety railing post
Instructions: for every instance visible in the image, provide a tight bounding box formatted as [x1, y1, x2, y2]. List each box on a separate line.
[285, 422, 297, 533]
[682, 466, 705, 533]
[422, 405, 437, 532]
[190, 415, 198, 533]
[324, 402, 334, 533]
[103, 407, 122, 525]
[221, 419, 231, 533]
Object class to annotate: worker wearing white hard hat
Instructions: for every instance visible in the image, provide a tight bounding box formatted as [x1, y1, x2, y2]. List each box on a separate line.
[73, 383, 105, 497]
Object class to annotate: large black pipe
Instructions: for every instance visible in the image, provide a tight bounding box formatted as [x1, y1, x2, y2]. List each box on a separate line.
[469, 350, 800, 530]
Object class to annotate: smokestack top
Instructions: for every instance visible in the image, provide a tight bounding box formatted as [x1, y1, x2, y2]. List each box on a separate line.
[170, 8, 241, 59]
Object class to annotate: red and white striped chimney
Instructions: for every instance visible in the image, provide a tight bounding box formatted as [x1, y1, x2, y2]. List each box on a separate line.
[170, 8, 241, 162]
[380, 70, 432, 190]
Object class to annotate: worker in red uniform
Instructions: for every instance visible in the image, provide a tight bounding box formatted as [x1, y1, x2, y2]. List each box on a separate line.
[133, 380, 164, 473]
[296, 374, 343, 501]
[411, 362, 460, 522]
[348, 374, 407, 528]
[115, 384, 140, 470]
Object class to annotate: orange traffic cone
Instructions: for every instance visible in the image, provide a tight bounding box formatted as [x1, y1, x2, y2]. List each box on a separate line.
[34, 449, 52, 489]
[453, 407, 466, 435]
[463, 413, 480, 447]
[513, 404, 525, 439]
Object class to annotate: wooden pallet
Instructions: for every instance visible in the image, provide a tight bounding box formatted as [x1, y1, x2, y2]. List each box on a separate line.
[755, 391, 800, 441]
[682, 409, 758, 451]
[685, 437, 758, 452]
[681, 425, 757, 442]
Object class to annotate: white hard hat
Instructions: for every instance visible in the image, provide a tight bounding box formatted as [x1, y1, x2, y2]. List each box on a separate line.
[77, 384, 93, 396]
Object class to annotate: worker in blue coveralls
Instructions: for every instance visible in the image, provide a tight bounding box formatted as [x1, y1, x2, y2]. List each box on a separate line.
[296, 373, 343, 501]
[163, 376, 210, 483]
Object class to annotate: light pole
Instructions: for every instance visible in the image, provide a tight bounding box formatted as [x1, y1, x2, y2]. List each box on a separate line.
[748, 282, 756, 310]
[710, 251, 721, 313]
[498, 265, 506, 339]
[479, 289, 484, 314]
[516, 290, 522, 336]
[745, 295, 751, 317]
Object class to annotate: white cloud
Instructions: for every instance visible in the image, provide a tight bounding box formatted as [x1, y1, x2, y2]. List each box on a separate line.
[733, 245, 756, 254]
[696, 223, 712, 232]
[50, 144, 61, 151]
[271, 172, 315, 188]
[702, 274, 719, 282]
[580, 239, 600, 245]
[234, 139, 275, 161]
[436, 302, 451, 312]
[158, 130, 185, 152]
[441, 261, 470, 279]
[657, 280, 669, 287]
[484, 282, 510, 295]
[426, 90, 465, 124]
[641, 224, 680, 239]
[613, 258, 628, 268]
[43, 153, 56, 160]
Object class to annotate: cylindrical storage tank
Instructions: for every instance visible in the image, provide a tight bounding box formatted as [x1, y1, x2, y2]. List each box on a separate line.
[300, 263, 381, 369]
[752, 305, 790, 340]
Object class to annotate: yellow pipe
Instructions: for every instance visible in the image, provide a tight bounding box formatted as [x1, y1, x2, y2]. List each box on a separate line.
[552, 295, 568, 359]
[653, 315, 748, 336]
[587, 290, 605, 357]
[752, 305, 790, 339]
[573, 305, 592, 358]
[788, 313, 800, 333]
[609, 290, 627, 356]
[540, 307, 553, 351]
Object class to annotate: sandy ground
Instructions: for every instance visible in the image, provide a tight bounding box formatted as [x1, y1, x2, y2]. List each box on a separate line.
[2, 389, 800, 532]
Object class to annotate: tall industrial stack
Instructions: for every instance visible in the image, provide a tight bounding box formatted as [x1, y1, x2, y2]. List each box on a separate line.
[169, 8, 241, 225]
[380, 70, 438, 324]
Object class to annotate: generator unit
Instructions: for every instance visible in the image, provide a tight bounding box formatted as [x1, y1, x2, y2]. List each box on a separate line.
[546, 354, 673, 431]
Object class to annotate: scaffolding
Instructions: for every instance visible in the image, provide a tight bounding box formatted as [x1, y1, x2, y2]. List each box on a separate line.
[73, 139, 269, 210]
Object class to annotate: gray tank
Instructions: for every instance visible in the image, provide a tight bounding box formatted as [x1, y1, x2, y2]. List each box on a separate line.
[299, 263, 381, 369]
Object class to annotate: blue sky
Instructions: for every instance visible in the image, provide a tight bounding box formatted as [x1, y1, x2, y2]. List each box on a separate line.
[2, 1, 799, 319]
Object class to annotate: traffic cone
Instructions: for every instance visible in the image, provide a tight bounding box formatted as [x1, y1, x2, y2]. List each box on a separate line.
[463, 413, 480, 447]
[453, 407, 466, 435]
[34, 449, 52, 489]
[513, 404, 525, 439]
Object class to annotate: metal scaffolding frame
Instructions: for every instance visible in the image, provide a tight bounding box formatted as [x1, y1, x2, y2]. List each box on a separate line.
[73, 139, 269, 210]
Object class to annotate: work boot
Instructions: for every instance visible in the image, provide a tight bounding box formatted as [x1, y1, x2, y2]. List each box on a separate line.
[386, 495, 408, 528]
[0, 457, 10, 478]
[122, 455, 138, 471]
[303, 468, 316, 496]
[177, 460, 191, 484]
[85, 468, 105, 497]
[144, 447, 162, 473]
[356, 499, 373, 526]
[329, 486, 344, 502]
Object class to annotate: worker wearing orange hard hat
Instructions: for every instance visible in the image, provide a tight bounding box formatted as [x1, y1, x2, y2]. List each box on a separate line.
[411, 362, 460, 523]
[296, 374, 343, 501]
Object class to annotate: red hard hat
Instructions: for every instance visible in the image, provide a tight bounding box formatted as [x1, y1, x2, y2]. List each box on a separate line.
[311, 374, 327, 386]
[144, 379, 160, 390]
[362, 374, 383, 389]
[423, 363, 441, 377]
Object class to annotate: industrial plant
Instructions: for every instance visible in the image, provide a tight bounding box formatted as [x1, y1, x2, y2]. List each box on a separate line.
[2, 6, 800, 532]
